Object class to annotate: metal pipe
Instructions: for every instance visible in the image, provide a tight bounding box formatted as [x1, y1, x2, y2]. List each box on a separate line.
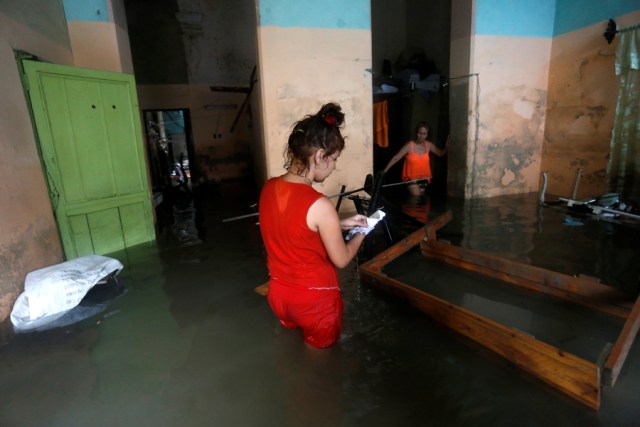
[222, 212, 259, 223]
[325, 177, 430, 198]
[335, 185, 347, 211]
[559, 197, 640, 221]
[571, 168, 582, 200]
[540, 171, 548, 204]
[367, 171, 386, 216]
[222, 177, 430, 223]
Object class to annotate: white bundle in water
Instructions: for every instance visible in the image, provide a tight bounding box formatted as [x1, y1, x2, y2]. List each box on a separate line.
[10, 255, 123, 331]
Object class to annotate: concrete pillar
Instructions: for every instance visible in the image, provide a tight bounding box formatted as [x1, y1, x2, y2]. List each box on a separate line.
[255, 0, 373, 206]
[63, 0, 134, 73]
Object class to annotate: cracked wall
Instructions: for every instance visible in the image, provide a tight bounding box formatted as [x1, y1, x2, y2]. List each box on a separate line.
[462, 35, 551, 199]
[542, 10, 640, 199]
[256, 22, 373, 206]
[0, 4, 70, 321]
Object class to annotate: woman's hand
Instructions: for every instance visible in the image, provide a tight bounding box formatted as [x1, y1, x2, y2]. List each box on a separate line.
[310, 199, 367, 268]
[340, 214, 368, 230]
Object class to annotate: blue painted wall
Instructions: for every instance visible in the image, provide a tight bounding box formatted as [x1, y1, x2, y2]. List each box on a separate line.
[476, 0, 556, 37]
[476, 0, 639, 38]
[62, 0, 109, 23]
[258, 0, 370, 29]
[554, 0, 639, 36]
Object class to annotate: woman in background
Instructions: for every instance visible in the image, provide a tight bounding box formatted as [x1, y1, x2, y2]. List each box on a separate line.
[383, 122, 448, 196]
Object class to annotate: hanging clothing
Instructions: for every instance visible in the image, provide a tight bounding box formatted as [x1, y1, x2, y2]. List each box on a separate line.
[259, 177, 342, 348]
[373, 100, 389, 148]
[401, 141, 431, 182]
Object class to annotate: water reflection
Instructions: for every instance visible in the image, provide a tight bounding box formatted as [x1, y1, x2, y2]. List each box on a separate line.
[1, 186, 637, 426]
[22, 276, 127, 332]
[376, 191, 640, 360]
[275, 334, 344, 426]
[394, 192, 640, 292]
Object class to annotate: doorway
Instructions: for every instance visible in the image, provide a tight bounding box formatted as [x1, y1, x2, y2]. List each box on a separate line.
[143, 109, 197, 206]
[370, 0, 451, 194]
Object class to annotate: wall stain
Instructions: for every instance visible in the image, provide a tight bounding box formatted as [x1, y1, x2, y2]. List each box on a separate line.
[474, 85, 545, 196]
[576, 58, 589, 82]
[543, 41, 616, 198]
[0, 221, 61, 322]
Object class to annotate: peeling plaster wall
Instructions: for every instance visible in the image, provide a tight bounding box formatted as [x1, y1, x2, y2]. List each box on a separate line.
[542, 10, 640, 199]
[126, 0, 257, 185]
[471, 36, 550, 198]
[457, 1, 640, 201]
[66, 0, 134, 73]
[449, 1, 554, 199]
[256, 26, 373, 205]
[0, 3, 72, 322]
[255, 0, 373, 206]
[176, 0, 257, 86]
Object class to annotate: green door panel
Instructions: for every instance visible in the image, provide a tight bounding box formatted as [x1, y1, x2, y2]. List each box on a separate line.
[23, 60, 155, 259]
[120, 203, 152, 247]
[68, 215, 93, 257]
[101, 82, 147, 195]
[87, 209, 126, 255]
[67, 201, 153, 258]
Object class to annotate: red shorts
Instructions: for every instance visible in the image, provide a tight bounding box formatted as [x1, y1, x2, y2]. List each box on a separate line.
[267, 280, 343, 349]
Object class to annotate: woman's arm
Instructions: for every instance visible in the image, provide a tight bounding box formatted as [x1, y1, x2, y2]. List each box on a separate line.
[383, 142, 411, 172]
[427, 139, 448, 157]
[308, 197, 366, 268]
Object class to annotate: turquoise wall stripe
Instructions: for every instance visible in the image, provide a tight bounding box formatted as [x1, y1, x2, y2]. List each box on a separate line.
[554, 0, 640, 36]
[259, 0, 370, 29]
[62, 0, 108, 22]
[476, 0, 556, 37]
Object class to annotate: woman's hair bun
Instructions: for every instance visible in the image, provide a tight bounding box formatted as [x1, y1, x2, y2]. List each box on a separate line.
[317, 103, 344, 127]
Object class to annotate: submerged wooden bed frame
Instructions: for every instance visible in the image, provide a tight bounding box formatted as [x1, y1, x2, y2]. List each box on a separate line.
[358, 211, 640, 409]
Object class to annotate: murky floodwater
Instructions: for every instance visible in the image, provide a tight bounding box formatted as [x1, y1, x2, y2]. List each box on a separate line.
[1, 183, 639, 426]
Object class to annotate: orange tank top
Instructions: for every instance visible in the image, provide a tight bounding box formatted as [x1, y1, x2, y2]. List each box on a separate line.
[401, 141, 431, 181]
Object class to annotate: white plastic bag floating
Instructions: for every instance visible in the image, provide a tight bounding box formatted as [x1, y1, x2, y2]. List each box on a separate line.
[10, 255, 123, 331]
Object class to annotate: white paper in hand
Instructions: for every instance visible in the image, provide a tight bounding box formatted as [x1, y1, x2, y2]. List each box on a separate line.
[366, 209, 386, 227]
[346, 209, 386, 240]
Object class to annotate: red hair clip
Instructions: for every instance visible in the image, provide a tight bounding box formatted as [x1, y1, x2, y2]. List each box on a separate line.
[323, 115, 336, 125]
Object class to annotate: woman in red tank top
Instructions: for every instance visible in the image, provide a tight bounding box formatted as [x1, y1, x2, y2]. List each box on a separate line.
[259, 103, 371, 348]
[383, 122, 448, 196]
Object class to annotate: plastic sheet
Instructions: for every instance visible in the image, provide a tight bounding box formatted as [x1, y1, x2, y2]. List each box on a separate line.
[10, 255, 123, 331]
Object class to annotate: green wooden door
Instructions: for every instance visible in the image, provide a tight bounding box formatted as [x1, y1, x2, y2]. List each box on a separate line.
[23, 60, 155, 259]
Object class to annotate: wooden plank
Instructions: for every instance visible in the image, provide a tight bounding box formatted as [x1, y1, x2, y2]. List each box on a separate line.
[421, 240, 632, 319]
[604, 292, 640, 386]
[361, 211, 452, 272]
[360, 265, 601, 409]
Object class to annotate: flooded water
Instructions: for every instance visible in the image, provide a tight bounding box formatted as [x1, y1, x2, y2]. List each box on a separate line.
[1, 183, 639, 426]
